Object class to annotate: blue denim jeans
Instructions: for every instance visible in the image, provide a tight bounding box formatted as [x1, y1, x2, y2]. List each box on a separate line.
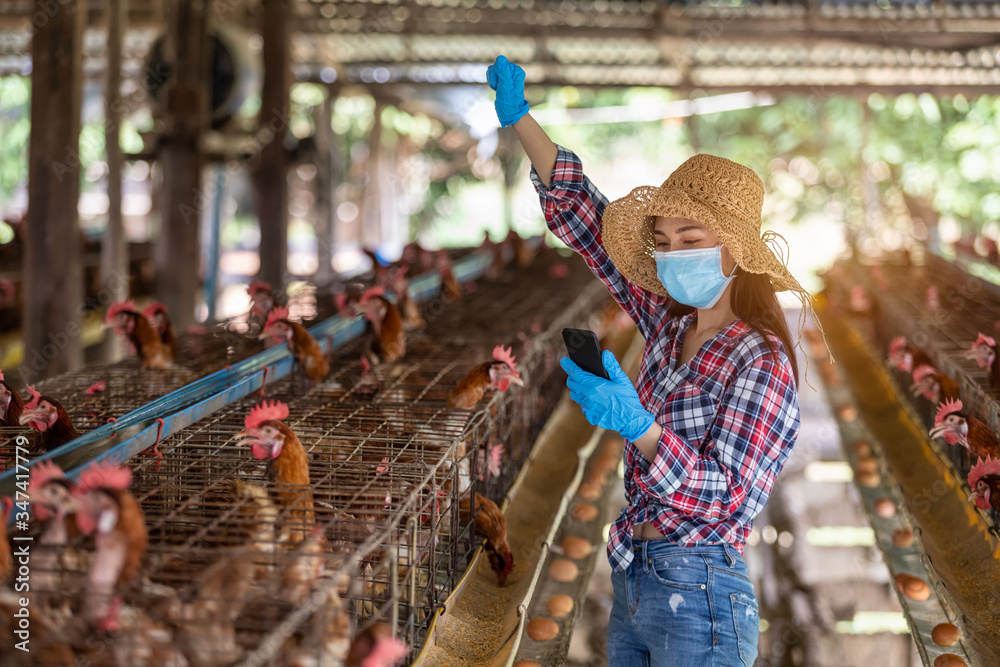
[607, 539, 759, 667]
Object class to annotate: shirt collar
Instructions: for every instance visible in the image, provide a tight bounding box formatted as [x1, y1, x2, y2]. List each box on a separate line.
[671, 313, 750, 379]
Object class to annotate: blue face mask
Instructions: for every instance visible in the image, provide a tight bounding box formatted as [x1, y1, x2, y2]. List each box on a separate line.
[654, 245, 737, 309]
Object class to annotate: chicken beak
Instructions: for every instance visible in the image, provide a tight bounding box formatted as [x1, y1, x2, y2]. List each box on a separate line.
[18, 408, 39, 426]
[968, 492, 978, 503]
[509, 375, 524, 387]
[232, 430, 253, 445]
[928, 424, 946, 439]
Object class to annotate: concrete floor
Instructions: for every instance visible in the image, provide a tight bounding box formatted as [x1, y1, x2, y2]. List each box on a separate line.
[564, 324, 921, 667]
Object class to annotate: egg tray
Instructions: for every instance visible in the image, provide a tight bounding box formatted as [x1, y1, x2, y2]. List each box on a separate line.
[810, 315, 977, 666]
[513, 430, 625, 666]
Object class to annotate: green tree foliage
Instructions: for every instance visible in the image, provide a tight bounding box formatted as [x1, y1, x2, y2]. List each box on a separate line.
[869, 93, 1000, 229]
[0, 77, 29, 203]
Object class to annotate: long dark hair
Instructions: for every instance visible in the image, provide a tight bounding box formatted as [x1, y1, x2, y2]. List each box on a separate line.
[667, 268, 800, 387]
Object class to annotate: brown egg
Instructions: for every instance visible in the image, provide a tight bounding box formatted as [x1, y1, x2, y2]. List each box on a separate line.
[856, 470, 881, 488]
[526, 618, 559, 641]
[933, 655, 966, 667]
[591, 452, 619, 476]
[894, 573, 930, 601]
[547, 594, 575, 618]
[837, 404, 858, 421]
[931, 623, 961, 646]
[561, 536, 592, 560]
[549, 558, 579, 583]
[891, 529, 915, 548]
[571, 503, 599, 521]
[514, 662, 542, 667]
[854, 457, 879, 475]
[577, 481, 602, 501]
[577, 470, 609, 488]
[873, 498, 896, 518]
[852, 440, 873, 457]
[600, 439, 622, 456]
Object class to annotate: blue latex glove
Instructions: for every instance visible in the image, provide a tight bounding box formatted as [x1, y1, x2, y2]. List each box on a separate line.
[561, 350, 656, 442]
[485, 55, 529, 128]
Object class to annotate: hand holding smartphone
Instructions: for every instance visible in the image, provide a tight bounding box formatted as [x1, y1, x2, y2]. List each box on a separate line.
[562, 328, 609, 380]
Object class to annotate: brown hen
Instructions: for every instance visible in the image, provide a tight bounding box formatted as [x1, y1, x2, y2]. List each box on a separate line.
[447, 345, 523, 409]
[260, 306, 330, 382]
[460, 492, 514, 587]
[236, 400, 315, 542]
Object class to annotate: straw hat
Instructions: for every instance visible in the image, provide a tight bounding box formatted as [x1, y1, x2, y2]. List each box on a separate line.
[601, 154, 831, 384]
[602, 153, 804, 298]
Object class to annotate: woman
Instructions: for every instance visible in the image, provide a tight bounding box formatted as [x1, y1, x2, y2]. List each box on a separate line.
[487, 56, 824, 666]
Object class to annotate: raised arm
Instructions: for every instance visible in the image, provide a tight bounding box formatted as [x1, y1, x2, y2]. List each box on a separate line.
[511, 113, 558, 188]
[486, 56, 668, 338]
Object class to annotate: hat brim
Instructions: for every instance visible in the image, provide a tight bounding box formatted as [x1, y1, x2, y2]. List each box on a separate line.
[602, 186, 806, 298]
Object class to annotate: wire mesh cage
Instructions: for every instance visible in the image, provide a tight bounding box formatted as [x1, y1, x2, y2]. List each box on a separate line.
[0, 289, 331, 471]
[2, 250, 621, 666]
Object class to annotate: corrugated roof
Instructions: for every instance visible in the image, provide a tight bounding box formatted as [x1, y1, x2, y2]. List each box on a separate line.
[0, 0, 997, 91]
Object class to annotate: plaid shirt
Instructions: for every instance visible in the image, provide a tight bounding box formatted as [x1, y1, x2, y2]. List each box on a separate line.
[531, 146, 800, 572]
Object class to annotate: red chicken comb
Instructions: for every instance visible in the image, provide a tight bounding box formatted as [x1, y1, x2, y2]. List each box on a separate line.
[492, 345, 518, 373]
[365, 636, 408, 666]
[244, 399, 289, 431]
[264, 306, 290, 331]
[106, 299, 137, 323]
[248, 280, 272, 296]
[912, 364, 937, 384]
[361, 286, 386, 303]
[889, 336, 907, 354]
[935, 397, 963, 425]
[142, 301, 167, 320]
[24, 384, 40, 410]
[973, 332, 997, 349]
[969, 456, 1000, 489]
[28, 459, 67, 496]
[85, 381, 106, 395]
[0, 368, 4, 383]
[75, 461, 133, 496]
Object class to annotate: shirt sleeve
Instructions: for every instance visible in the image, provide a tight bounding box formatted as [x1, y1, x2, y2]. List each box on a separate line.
[631, 353, 800, 521]
[530, 145, 668, 341]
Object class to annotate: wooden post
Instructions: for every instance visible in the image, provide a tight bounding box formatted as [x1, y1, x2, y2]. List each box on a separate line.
[155, 0, 211, 332]
[313, 84, 339, 287]
[251, 0, 291, 291]
[101, 0, 128, 362]
[362, 98, 387, 250]
[22, 0, 86, 382]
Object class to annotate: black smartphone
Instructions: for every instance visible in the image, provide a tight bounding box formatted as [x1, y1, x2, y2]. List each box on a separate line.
[562, 328, 609, 380]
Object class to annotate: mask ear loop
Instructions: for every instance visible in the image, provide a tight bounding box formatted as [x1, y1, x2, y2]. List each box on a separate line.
[719, 244, 738, 278]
